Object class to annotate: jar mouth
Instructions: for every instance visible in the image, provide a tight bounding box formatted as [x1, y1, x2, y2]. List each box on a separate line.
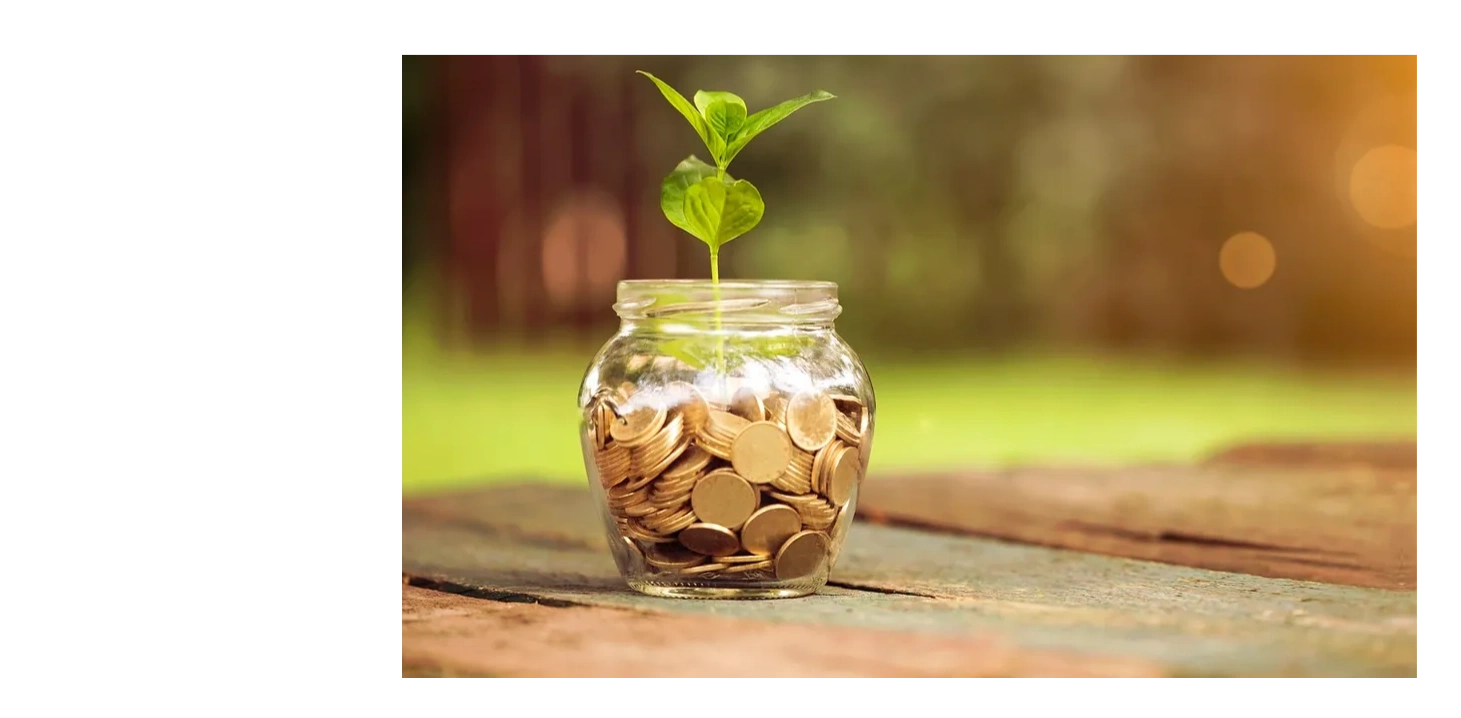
[614, 279, 840, 326]
[618, 279, 838, 290]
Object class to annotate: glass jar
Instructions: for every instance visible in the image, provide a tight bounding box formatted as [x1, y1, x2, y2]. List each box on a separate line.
[577, 280, 876, 599]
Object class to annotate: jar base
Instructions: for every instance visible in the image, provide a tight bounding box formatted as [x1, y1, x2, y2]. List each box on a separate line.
[627, 580, 816, 600]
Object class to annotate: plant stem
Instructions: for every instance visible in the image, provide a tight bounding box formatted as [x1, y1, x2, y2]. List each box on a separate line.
[710, 248, 724, 374]
[711, 161, 728, 376]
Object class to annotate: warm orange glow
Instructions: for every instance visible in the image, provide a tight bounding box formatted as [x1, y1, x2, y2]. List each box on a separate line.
[583, 210, 627, 292]
[541, 211, 580, 309]
[1349, 144, 1417, 230]
[1219, 232, 1276, 289]
[540, 192, 627, 309]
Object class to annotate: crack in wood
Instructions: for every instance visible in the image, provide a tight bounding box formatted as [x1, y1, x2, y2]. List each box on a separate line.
[404, 575, 584, 608]
[1056, 519, 1345, 557]
[826, 579, 942, 599]
[861, 512, 1374, 576]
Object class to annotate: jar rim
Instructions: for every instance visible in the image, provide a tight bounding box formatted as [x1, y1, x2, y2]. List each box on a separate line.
[618, 279, 837, 290]
[614, 279, 841, 325]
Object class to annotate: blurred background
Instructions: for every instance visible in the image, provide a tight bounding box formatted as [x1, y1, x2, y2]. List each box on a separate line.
[402, 55, 1416, 495]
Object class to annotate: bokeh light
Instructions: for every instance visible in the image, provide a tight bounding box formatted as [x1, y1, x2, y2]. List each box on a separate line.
[540, 191, 627, 309]
[1219, 232, 1276, 289]
[1349, 144, 1417, 230]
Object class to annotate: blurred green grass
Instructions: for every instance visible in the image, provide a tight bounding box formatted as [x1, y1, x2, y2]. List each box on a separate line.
[403, 314, 1416, 496]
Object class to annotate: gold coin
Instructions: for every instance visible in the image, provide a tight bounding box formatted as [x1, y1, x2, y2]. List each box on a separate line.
[624, 520, 677, 543]
[632, 414, 688, 479]
[655, 472, 702, 495]
[699, 437, 733, 461]
[623, 501, 658, 518]
[731, 421, 794, 485]
[768, 491, 837, 529]
[829, 393, 863, 412]
[706, 410, 751, 439]
[643, 437, 690, 480]
[678, 523, 740, 556]
[658, 463, 705, 486]
[786, 391, 837, 452]
[611, 404, 665, 447]
[698, 410, 748, 460]
[593, 399, 615, 448]
[652, 482, 697, 503]
[665, 381, 709, 433]
[606, 481, 643, 502]
[690, 469, 759, 529]
[775, 530, 829, 580]
[660, 444, 712, 481]
[835, 411, 862, 447]
[827, 443, 859, 505]
[771, 449, 814, 493]
[739, 504, 802, 556]
[763, 394, 788, 427]
[800, 500, 838, 530]
[766, 489, 814, 505]
[647, 505, 695, 529]
[811, 439, 840, 495]
[722, 559, 774, 573]
[678, 562, 729, 575]
[607, 488, 650, 514]
[620, 472, 656, 493]
[730, 386, 766, 422]
[771, 470, 811, 495]
[650, 482, 696, 505]
[659, 509, 698, 535]
[594, 443, 631, 488]
[644, 543, 706, 569]
[719, 553, 772, 564]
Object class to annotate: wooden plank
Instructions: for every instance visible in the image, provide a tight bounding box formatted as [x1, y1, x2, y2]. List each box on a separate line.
[1204, 440, 1416, 471]
[856, 449, 1415, 590]
[402, 584, 1161, 677]
[403, 484, 1415, 677]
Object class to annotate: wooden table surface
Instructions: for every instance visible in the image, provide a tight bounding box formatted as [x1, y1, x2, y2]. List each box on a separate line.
[402, 441, 1416, 677]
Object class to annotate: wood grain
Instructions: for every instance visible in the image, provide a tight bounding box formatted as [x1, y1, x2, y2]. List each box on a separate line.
[403, 483, 1416, 677]
[402, 584, 1161, 677]
[856, 444, 1416, 590]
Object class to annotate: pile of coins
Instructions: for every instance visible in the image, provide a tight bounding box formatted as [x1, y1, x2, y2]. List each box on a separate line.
[587, 380, 870, 582]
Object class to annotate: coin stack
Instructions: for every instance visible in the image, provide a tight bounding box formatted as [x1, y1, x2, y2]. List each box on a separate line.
[586, 381, 870, 582]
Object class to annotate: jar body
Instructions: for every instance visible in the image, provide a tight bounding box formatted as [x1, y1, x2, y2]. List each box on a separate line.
[578, 280, 875, 599]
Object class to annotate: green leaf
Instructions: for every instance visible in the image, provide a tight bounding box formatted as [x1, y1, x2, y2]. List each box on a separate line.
[659, 333, 818, 372]
[694, 91, 748, 143]
[683, 177, 764, 250]
[659, 156, 719, 236]
[726, 89, 836, 164]
[660, 338, 714, 370]
[636, 71, 711, 150]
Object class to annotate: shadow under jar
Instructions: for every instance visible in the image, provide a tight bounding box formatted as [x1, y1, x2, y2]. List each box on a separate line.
[578, 280, 876, 599]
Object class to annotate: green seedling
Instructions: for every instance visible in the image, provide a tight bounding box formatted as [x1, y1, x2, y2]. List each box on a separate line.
[637, 71, 834, 371]
[637, 71, 834, 285]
